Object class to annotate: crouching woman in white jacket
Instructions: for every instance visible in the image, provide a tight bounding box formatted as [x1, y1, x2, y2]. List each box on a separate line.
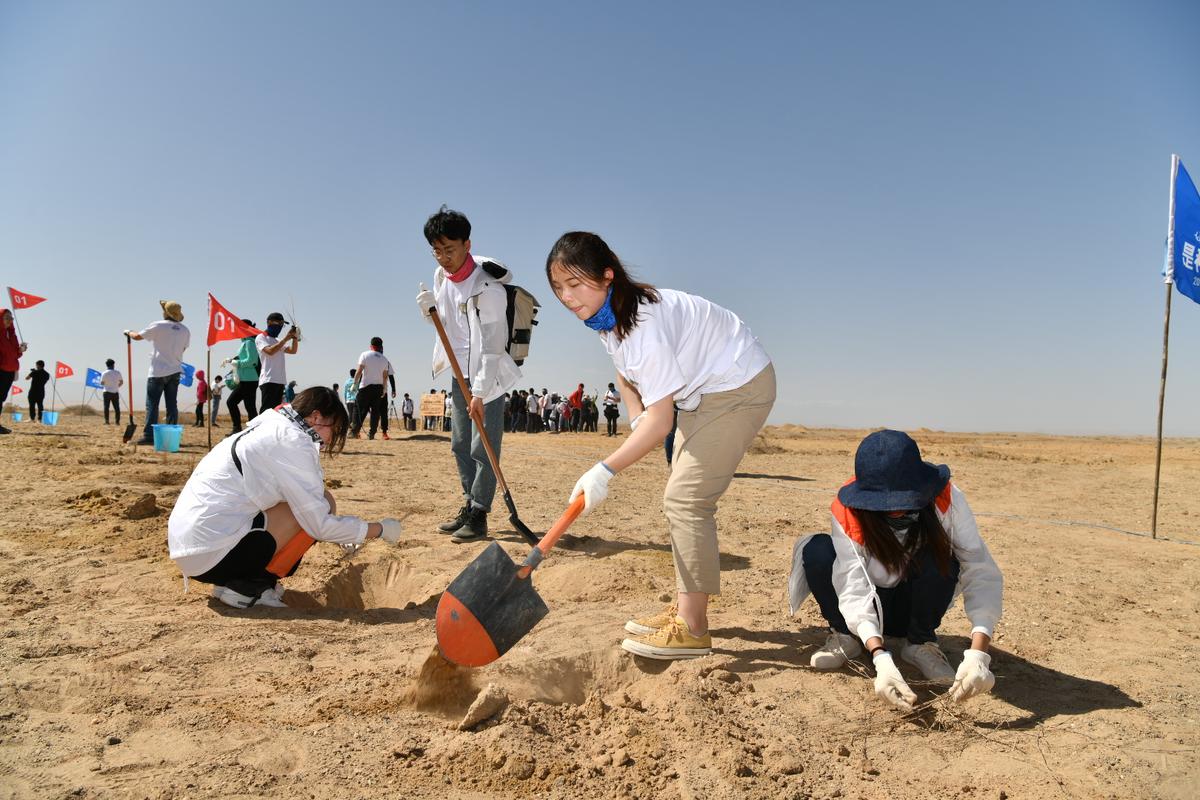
[801, 429, 1003, 711]
[169, 386, 403, 609]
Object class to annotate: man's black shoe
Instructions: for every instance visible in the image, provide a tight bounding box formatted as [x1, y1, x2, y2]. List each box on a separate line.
[451, 508, 488, 543]
[438, 503, 471, 533]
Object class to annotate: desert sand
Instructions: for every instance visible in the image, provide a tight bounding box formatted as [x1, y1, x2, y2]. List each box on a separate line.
[0, 413, 1197, 799]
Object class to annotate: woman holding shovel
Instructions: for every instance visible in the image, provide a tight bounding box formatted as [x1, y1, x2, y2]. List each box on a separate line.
[546, 231, 775, 660]
[168, 386, 404, 609]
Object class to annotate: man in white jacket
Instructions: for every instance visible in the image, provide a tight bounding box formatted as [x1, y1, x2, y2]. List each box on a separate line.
[415, 206, 521, 542]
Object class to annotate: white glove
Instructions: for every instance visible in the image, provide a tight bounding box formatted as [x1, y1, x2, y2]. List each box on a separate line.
[949, 649, 995, 703]
[415, 283, 436, 319]
[873, 651, 917, 712]
[570, 461, 614, 515]
[629, 412, 646, 432]
[379, 518, 403, 544]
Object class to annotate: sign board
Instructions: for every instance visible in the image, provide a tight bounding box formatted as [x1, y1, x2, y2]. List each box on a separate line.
[419, 393, 445, 418]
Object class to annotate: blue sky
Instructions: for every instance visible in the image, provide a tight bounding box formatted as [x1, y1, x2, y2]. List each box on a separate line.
[2, 1, 1199, 435]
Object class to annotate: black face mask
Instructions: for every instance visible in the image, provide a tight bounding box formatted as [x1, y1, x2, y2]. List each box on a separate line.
[886, 511, 921, 533]
[266, 323, 284, 337]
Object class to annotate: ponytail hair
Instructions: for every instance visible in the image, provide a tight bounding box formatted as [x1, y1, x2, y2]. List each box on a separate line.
[545, 231, 659, 341]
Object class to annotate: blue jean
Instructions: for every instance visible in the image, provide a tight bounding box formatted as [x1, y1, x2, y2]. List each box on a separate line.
[801, 533, 960, 644]
[450, 381, 505, 512]
[143, 373, 181, 440]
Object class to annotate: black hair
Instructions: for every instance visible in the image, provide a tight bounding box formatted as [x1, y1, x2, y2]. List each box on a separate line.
[545, 231, 659, 341]
[349, 369, 355, 377]
[424, 205, 471, 244]
[106, 359, 115, 368]
[241, 318, 256, 327]
[290, 386, 349, 456]
[853, 506, 953, 579]
[370, 336, 383, 350]
[36, 360, 44, 368]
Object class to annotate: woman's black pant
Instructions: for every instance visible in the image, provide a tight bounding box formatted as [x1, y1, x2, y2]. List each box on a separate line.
[260, 382, 285, 413]
[226, 380, 258, 430]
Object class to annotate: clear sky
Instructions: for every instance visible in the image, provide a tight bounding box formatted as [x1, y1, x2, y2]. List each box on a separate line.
[2, 1, 1199, 435]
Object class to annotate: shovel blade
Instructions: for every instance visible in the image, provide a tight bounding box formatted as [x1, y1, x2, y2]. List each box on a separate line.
[122, 421, 137, 443]
[436, 541, 549, 667]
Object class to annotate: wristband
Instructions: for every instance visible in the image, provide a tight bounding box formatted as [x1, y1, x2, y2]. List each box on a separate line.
[868, 645, 888, 659]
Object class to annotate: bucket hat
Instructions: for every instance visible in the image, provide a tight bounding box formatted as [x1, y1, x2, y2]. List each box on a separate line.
[837, 429, 951, 511]
[160, 300, 184, 322]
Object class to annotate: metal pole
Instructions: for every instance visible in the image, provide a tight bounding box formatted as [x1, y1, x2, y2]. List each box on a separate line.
[1152, 154, 1180, 540]
[206, 349, 212, 449]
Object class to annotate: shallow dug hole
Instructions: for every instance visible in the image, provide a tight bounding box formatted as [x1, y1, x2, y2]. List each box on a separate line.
[290, 559, 443, 610]
[491, 647, 652, 706]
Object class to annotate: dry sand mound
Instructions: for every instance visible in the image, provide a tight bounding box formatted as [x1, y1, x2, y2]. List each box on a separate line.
[0, 417, 1197, 799]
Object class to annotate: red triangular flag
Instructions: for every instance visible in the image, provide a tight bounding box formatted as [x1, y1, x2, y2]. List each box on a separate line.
[207, 293, 264, 347]
[10, 385, 22, 395]
[8, 287, 47, 309]
[55, 361, 74, 379]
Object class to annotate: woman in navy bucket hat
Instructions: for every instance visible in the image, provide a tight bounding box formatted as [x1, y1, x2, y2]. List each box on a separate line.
[799, 430, 1003, 712]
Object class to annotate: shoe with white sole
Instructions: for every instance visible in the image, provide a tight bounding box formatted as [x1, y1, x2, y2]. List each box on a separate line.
[624, 603, 678, 636]
[809, 631, 863, 670]
[211, 582, 288, 609]
[901, 641, 956, 685]
[621, 616, 711, 660]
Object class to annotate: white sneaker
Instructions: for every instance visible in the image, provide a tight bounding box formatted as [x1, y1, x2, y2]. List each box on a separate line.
[809, 631, 862, 670]
[901, 642, 956, 685]
[257, 584, 289, 608]
[211, 585, 257, 609]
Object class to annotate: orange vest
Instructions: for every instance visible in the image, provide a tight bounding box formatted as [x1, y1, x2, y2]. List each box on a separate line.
[831, 478, 952, 546]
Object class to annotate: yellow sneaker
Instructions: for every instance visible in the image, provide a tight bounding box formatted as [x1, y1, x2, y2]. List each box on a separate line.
[624, 603, 678, 636]
[621, 616, 711, 660]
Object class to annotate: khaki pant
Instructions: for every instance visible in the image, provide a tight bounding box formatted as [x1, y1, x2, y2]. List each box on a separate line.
[663, 363, 776, 594]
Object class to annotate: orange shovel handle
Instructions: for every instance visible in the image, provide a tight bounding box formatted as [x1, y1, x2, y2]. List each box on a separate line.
[516, 496, 585, 579]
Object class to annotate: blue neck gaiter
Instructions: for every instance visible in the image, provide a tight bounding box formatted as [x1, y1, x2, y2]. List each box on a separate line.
[583, 287, 616, 332]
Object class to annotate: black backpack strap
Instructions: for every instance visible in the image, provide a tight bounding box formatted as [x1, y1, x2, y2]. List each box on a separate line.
[480, 260, 507, 280]
[230, 430, 252, 475]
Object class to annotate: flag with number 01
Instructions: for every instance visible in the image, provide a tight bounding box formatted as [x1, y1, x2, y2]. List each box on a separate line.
[7, 287, 47, 309]
[1168, 158, 1200, 306]
[207, 293, 264, 346]
[55, 361, 74, 379]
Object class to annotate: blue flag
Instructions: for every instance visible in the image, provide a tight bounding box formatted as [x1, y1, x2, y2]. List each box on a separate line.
[1169, 158, 1200, 305]
[180, 362, 196, 388]
[85, 368, 103, 389]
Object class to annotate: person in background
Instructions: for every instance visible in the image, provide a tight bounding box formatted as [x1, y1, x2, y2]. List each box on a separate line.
[603, 382, 621, 437]
[223, 321, 260, 433]
[401, 392, 414, 431]
[799, 430, 1003, 711]
[526, 387, 541, 433]
[100, 358, 123, 426]
[547, 231, 775, 660]
[0, 309, 28, 435]
[343, 369, 359, 434]
[569, 383, 584, 432]
[168, 386, 405, 609]
[256, 312, 299, 412]
[285, 381, 297, 404]
[25, 359, 49, 423]
[194, 369, 208, 427]
[124, 300, 190, 446]
[350, 337, 394, 440]
[210, 375, 224, 427]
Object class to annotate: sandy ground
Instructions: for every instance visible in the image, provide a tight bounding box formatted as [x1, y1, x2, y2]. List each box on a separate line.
[0, 412, 1198, 800]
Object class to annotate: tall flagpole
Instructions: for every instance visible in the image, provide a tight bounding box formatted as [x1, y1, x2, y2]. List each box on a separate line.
[1152, 154, 1180, 540]
[206, 348, 212, 449]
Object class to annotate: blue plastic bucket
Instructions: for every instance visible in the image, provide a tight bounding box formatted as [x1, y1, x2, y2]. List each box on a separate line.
[152, 424, 183, 452]
[11, 412, 22, 422]
[42, 411, 59, 426]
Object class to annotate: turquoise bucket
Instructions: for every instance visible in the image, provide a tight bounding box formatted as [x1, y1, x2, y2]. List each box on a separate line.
[11, 412, 22, 422]
[152, 424, 184, 452]
[42, 411, 59, 426]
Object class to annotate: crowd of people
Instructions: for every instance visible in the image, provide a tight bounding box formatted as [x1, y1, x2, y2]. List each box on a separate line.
[1, 205, 1004, 712]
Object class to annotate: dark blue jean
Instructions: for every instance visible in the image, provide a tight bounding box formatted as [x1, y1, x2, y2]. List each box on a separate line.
[802, 533, 960, 645]
[143, 372, 181, 440]
[450, 381, 505, 512]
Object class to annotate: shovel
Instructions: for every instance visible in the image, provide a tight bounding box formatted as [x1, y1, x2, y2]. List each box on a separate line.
[122, 334, 138, 443]
[436, 496, 584, 667]
[424, 290, 539, 547]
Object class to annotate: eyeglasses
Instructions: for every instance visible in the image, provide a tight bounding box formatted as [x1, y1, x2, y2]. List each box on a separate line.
[431, 247, 460, 260]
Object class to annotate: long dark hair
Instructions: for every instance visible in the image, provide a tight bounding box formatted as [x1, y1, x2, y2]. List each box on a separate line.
[854, 505, 953, 578]
[290, 386, 349, 456]
[545, 231, 659, 341]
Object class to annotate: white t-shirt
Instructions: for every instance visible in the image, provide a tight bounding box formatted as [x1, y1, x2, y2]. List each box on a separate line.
[256, 334, 287, 385]
[357, 350, 393, 387]
[100, 369, 122, 392]
[139, 320, 190, 378]
[600, 288, 770, 412]
[169, 408, 369, 575]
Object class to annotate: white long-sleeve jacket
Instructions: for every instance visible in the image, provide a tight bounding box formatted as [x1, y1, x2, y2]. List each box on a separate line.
[428, 256, 521, 404]
[168, 408, 369, 571]
[831, 483, 1003, 645]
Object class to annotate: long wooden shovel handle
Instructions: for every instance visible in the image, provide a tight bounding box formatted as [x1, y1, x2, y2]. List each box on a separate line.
[517, 496, 585, 579]
[426, 305, 512, 496]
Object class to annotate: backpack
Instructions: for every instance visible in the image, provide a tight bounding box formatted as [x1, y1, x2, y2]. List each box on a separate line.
[481, 261, 540, 366]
